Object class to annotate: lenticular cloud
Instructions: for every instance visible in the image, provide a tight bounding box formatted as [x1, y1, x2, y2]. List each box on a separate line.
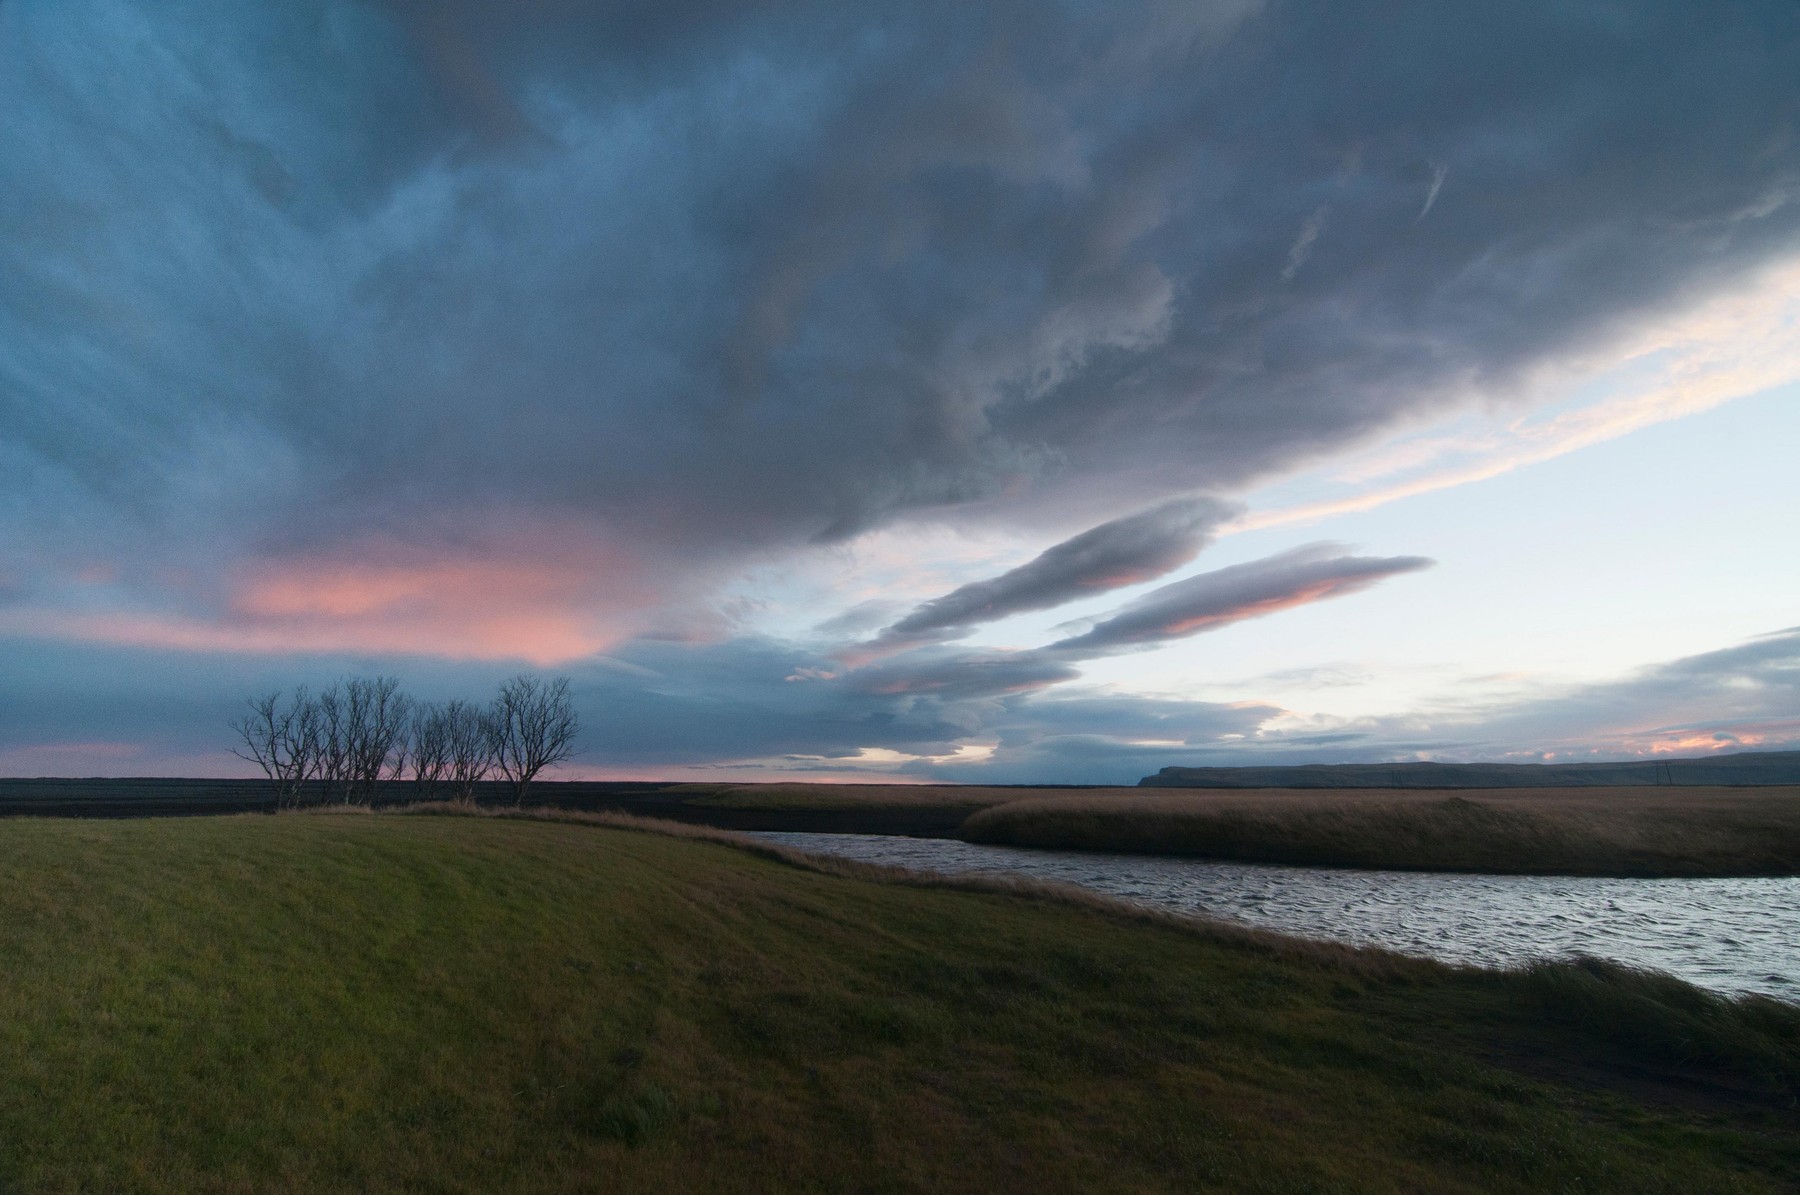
[1048, 546, 1436, 656]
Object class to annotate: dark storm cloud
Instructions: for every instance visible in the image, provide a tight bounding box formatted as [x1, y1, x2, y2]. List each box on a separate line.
[1047, 544, 1435, 655]
[856, 496, 1238, 654]
[3, 0, 1797, 643]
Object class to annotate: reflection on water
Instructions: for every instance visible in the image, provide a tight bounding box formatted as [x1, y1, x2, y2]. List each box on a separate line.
[753, 832, 1800, 999]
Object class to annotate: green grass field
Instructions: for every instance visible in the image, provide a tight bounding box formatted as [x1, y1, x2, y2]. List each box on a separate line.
[0, 810, 1795, 1192]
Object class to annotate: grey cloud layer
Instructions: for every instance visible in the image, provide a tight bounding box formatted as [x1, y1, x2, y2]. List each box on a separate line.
[3, 0, 1797, 623]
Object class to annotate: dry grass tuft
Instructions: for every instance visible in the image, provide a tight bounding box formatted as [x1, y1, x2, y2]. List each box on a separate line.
[667, 782, 1060, 811]
[1512, 957, 1800, 1097]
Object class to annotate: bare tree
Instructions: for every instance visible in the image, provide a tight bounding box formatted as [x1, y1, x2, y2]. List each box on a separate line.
[443, 699, 494, 804]
[230, 687, 321, 809]
[488, 674, 578, 805]
[228, 676, 514, 808]
[408, 702, 453, 801]
[343, 676, 411, 805]
[315, 683, 352, 802]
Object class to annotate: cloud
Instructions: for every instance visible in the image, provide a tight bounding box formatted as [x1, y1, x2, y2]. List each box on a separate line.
[2, 2, 1798, 785]
[2, 1, 1798, 660]
[1047, 544, 1434, 655]
[850, 496, 1238, 657]
[822, 541, 1429, 712]
[1281, 206, 1328, 281]
[1418, 626, 1800, 761]
[1158, 627, 1800, 769]
[6, 621, 1797, 784]
[848, 649, 1082, 700]
[1416, 162, 1447, 221]
[812, 599, 908, 637]
[1238, 258, 1800, 532]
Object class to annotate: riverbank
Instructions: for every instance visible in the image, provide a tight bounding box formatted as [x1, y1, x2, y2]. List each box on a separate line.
[956, 786, 1800, 876]
[0, 777, 1064, 836]
[9, 779, 1800, 875]
[0, 808, 1795, 1191]
[752, 829, 1800, 997]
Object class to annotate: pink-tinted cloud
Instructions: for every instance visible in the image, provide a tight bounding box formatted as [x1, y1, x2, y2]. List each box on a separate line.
[1049, 543, 1433, 655]
[843, 497, 1239, 664]
[0, 535, 664, 665]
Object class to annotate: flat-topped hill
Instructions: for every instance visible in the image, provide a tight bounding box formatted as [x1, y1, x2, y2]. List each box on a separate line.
[1141, 749, 1800, 788]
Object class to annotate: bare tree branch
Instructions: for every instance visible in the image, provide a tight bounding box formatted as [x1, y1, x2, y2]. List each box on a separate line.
[229, 687, 320, 809]
[316, 683, 351, 803]
[488, 674, 578, 806]
[344, 676, 411, 805]
[408, 702, 453, 801]
[443, 699, 494, 803]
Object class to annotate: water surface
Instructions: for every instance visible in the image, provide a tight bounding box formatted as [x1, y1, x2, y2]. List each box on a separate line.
[754, 832, 1800, 999]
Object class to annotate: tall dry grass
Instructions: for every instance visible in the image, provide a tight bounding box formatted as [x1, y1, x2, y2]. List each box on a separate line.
[956, 786, 1800, 876]
[667, 782, 1064, 811]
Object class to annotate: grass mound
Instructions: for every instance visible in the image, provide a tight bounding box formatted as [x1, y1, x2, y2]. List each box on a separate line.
[957, 786, 1800, 875]
[0, 811, 1794, 1192]
[1514, 956, 1800, 1096]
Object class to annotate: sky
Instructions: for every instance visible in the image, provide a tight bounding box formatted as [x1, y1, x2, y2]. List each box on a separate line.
[2, 0, 1798, 783]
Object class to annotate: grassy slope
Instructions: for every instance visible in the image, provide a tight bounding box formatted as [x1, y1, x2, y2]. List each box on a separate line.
[0, 813, 1794, 1193]
[958, 787, 1800, 876]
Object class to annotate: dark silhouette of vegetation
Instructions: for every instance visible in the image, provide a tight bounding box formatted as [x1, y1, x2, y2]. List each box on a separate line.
[342, 676, 412, 804]
[407, 703, 454, 801]
[229, 674, 578, 807]
[443, 698, 497, 802]
[489, 674, 579, 806]
[228, 687, 322, 810]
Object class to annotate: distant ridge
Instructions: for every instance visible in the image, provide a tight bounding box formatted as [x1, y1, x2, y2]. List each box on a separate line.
[1139, 750, 1800, 788]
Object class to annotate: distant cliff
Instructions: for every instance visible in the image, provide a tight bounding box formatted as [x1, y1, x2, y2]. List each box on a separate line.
[1139, 750, 1800, 788]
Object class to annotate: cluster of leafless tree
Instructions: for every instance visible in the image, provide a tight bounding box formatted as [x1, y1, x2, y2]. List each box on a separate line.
[231, 674, 578, 809]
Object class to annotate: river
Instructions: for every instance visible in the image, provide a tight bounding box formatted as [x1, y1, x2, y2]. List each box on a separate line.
[753, 832, 1799, 999]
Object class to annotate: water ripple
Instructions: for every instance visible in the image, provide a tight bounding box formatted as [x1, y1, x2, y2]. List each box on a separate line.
[754, 832, 1800, 999]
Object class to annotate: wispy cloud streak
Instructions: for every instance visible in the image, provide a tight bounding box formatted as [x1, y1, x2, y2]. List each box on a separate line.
[845, 497, 1238, 661]
[1239, 256, 1800, 532]
[1047, 544, 1434, 655]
